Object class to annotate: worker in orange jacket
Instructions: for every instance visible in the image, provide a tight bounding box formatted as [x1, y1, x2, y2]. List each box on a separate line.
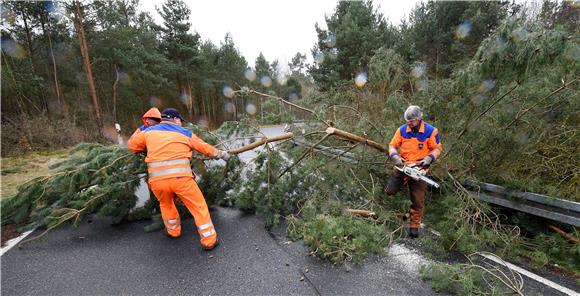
[128, 108, 229, 250]
[130, 107, 162, 137]
[385, 105, 442, 238]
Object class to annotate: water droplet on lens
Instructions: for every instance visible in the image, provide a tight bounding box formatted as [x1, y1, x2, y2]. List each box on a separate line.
[260, 76, 272, 87]
[354, 72, 367, 87]
[314, 51, 325, 64]
[222, 86, 234, 98]
[324, 32, 336, 48]
[246, 104, 257, 115]
[455, 21, 472, 40]
[244, 68, 256, 81]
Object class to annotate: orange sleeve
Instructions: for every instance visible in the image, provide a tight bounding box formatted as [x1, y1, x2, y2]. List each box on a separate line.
[389, 128, 402, 148]
[427, 128, 443, 151]
[127, 129, 146, 153]
[189, 134, 219, 157]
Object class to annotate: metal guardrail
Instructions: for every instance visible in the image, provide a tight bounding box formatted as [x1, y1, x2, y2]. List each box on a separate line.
[464, 180, 580, 227]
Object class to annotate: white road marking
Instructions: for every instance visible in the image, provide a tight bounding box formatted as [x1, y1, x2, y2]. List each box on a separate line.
[479, 253, 579, 296]
[0, 229, 34, 256]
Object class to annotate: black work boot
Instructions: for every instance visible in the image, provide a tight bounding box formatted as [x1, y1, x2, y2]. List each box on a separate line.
[408, 227, 419, 238]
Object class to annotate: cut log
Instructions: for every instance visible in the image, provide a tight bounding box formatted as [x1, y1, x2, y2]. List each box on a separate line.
[326, 127, 388, 153]
[344, 208, 378, 219]
[227, 133, 294, 154]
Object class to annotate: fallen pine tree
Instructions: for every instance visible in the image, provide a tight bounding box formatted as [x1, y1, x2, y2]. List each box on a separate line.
[0, 127, 293, 245]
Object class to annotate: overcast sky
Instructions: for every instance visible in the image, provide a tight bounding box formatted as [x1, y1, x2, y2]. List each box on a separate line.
[140, 0, 422, 72]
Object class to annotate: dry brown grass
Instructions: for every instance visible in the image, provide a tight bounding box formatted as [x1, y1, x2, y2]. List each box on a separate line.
[0, 149, 70, 199]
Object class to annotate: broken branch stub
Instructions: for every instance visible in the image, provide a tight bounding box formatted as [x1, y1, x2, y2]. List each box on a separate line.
[344, 208, 378, 219]
[325, 127, 388, 153]
[226, 132, 294, 154]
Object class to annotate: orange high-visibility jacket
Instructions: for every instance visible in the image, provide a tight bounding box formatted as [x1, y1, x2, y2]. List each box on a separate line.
[389, 120, 442, 163]
[128, 122, 219, 181]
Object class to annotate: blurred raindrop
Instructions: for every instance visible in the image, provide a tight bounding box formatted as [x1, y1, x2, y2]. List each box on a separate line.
[179, 92, 190, 105]
[354, 72, 368, 87]
[323, 32, 336, 48]
[516, 131, 529, 144]
[1, 7, 16, 24]
[415, 79, 428, 92]
[478, 79, 496, 93]
[492, 37, 507, 53]
[260, 75, 272, 87]
[119, 72, 132, 85]
[1, 37, 26, 59]
[411, 62, 426, 78]
[276, 74, 288, 86]
[314, 51, 325, 64]
[225, 101, 235, 113]
[288, 93, 299, 102]
[45, 1, 66, 22]
[245, 103, 257, 115]
[222, 85, 235, 98]
[510, 27, 528, 42]
[328, 48, 338, 58]
[197, 116, 209, 127]
[244, 68, 256, 81]
[455, 21, 472, 40]
[564, 45, 580, 61]
[568, 0, 580, 9]
[470, 94, 487, 105]
[149, 96, 162, 107]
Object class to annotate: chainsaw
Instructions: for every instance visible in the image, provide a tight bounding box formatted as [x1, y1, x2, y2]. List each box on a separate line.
[395, 164, 440, 188]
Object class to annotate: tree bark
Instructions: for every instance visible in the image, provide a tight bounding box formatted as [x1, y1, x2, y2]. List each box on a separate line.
[186, 79, 194, 121]
[325, 127, 388, 153]
[227, 133, 294, 154]
[344, 209, 378, 219]
[112, 63, 119, 124]
[43, 16, 65, 113]
[21, 9, 49, 114]
[73, 0, 104, 137]
[21, 12, 36, 75]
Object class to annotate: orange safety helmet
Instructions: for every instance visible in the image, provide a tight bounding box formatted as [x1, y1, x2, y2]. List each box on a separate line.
[142, 107, 162, 125]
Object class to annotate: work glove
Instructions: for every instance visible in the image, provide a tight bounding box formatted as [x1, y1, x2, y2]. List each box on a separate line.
[419, 155, 433, 168]
[391, 154, 403, 167]
[218, 150, 231, 161]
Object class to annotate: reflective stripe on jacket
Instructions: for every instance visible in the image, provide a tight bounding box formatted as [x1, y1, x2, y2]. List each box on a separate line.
[127, 122, 219, 181]
[389, 120, 442, 162]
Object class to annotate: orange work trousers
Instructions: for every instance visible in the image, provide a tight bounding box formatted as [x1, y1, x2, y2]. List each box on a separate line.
[148, 176, 218, 249]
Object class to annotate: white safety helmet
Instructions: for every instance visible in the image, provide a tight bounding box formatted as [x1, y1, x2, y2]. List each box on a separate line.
[404, 105, 423, 121]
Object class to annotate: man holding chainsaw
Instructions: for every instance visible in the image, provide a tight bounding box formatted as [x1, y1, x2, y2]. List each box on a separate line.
[385, 105, 442, 238]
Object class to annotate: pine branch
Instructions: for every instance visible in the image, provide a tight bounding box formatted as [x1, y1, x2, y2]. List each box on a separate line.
[505, 77, 578, 129]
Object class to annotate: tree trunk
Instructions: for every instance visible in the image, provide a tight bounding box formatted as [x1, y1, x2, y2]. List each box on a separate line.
[21, 13, 36, 75]
[112, 63, 119, 124]
[43, 17, 65, 113]
[74, 0, 104, 137]
[186, 79, 194, 121]
[22, 11, 49, 114]
[326, 127, 388, 153]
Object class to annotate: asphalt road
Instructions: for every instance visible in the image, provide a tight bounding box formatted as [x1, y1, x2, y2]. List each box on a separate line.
[1, 207, 437, 295]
